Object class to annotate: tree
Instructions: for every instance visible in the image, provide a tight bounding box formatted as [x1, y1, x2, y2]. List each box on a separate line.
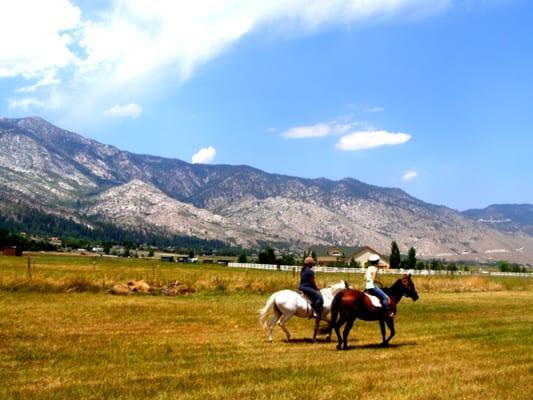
[280, 254, 296, 266]
[390, 241, 401, 269]
[238, 253, 248, 263]
[406, 247, 417, 270]
[415, 260, 426, 270]
[498, 261, 511, 272]
[258, 246, 276, 264]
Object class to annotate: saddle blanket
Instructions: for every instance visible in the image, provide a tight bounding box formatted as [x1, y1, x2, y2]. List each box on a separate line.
[364, 292, 383, 308]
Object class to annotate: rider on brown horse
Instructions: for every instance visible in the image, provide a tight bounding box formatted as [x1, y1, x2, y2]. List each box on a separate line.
[365, 254, 395, 318]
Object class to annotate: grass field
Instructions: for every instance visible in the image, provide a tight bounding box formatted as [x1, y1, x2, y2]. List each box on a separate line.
[0, 255, 532, 399]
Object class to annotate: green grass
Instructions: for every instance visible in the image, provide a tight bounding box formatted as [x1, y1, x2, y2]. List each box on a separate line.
[0, 254, 532, 399]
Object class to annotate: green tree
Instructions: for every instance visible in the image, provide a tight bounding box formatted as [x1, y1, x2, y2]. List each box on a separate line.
[498, 261, 511, 272]
[122, 246, 130, 258]
[406, 247, 417, 270]
[237, 253, 248, 263]
[258, 246, 276, 264]
[390, 241, 401, 269]
[415, 260, 426, 270]
[349, 259, 361, 268]
[280, 254, 296, 266]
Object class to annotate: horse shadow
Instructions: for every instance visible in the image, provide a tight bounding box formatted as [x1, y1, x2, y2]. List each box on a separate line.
[281, 339, 417, 349]
[283, 338, 333, 344]
[339, 341, 418, 350]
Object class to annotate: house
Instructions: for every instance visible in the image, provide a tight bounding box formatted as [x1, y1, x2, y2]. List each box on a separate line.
[198, 256, 238, 265]
[313, 245, 388, 267]
[345, 246, 389, 267]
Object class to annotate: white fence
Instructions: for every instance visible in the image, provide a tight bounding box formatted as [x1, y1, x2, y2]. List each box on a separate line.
[227, 262, 532, 278]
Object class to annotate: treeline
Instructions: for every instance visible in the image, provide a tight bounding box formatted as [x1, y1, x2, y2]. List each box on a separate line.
[0, 228, 57, 252]
[0, 211, 240, 255]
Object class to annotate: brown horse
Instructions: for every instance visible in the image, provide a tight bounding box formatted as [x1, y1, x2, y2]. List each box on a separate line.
[325, 274, 419, 350]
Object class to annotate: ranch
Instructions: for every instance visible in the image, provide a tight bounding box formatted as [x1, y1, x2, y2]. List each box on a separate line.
[0, 254, 532, 399]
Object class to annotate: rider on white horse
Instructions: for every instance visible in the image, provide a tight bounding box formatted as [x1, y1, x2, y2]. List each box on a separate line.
[299, 256, 323, 319]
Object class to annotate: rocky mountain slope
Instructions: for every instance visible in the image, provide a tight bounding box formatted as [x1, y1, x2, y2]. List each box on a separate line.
[462, 204, 533, 236]
[1, 116, 532, 263]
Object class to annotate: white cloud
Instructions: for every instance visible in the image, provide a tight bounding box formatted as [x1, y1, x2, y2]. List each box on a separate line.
[365, 106, 384, 113]
[0, 0, 81, 78]
[103, 103, 143, 119]
[335, 130, 411, 151]
[15, 72, 61, 93]
[192, 146, 217, 164]
[7, 97, 46, 110]
[1, 0, 450, 85]
[282, 123, 332, 138]
[402, 169, 418, 181]
[0, 0, 451, 118]
[282, 120, 358, 138]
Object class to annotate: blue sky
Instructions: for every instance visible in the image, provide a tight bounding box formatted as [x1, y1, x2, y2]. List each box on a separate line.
[0, 0, 531, 211]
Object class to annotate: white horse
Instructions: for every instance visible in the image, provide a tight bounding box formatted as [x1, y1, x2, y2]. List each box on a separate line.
[259, 280, 350, 342]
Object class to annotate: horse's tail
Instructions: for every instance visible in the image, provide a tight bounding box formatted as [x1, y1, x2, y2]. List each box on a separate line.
[320, 290, 343, 335]
[259, 293, 277, 329]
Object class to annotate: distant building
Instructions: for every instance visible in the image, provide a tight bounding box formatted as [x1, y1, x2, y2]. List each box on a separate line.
[199, 256, 238, 265]
[312, 245, 388, 267]
[48, 237, 63, 247]
[3, 246, 22, 256]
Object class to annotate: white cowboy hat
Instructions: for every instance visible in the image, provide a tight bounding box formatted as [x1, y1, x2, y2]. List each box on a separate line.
[368, 254, 380, 263]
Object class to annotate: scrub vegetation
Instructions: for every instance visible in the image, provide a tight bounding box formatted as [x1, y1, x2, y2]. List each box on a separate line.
[0, 254, 531, 399]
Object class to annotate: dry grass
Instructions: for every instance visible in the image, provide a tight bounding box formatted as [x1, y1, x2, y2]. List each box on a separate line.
[0, 254, 531, 294]
[0, 255, 532, 399]
[0, 289, 531, 399]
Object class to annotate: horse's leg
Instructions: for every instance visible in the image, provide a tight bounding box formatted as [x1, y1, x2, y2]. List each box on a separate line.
[312, 318, 320, 342]
[325, 319, 332, 342]
[341, 317, 355, 350]
[267, 310, 281, 342]
[384, 318, 395, 345]
[334, 315, 346, 350]
[277, 312, 293, 342]
[379, 319, 387, 345]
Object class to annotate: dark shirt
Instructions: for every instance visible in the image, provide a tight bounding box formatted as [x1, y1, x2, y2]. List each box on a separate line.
[299, 266, 317, 290]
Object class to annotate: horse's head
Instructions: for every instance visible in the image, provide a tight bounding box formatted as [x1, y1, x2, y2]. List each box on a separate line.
[401, 274, 419, 301]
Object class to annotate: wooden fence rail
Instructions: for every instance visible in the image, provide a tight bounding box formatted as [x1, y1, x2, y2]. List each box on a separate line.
[227, 262, 532, 278]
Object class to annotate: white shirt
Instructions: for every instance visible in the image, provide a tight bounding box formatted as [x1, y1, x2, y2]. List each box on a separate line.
[365, 265, 377, 290]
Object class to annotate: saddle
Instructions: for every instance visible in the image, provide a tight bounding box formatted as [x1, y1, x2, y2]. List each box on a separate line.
[364, 291, 397, 316]
[298, 291, 320, 318]
[298, 291, 313, 305]
[364, 291, 390, 308]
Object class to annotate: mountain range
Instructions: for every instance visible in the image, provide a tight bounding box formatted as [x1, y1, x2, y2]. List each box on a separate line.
[0, 116, 532, 264]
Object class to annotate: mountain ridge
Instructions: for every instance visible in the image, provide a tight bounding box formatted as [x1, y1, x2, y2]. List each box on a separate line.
[1, 116, 532, 263]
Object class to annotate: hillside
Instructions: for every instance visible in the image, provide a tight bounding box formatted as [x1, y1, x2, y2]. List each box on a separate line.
[1, 116, 532, 263]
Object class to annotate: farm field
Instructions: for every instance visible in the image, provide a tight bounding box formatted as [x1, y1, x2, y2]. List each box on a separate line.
[0, 255, 532, 399]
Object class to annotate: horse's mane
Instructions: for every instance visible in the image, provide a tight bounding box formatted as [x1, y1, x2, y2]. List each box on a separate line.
[383, 278, 404, 295]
